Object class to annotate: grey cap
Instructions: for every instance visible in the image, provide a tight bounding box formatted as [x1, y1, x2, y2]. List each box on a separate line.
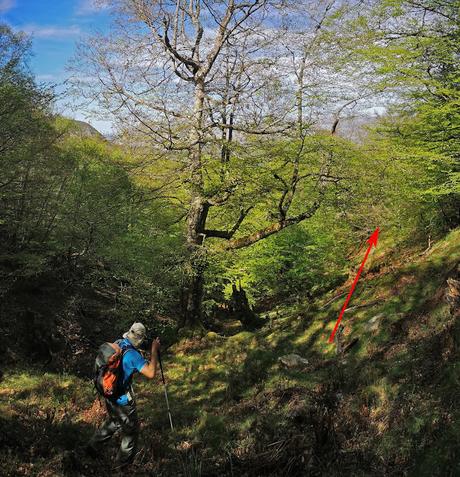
[123, 322, 146, 348]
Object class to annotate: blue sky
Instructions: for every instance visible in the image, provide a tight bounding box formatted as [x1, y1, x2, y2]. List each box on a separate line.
[0, 0, 113, 132]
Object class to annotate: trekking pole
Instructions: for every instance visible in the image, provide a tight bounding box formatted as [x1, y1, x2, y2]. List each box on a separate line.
[158, 349, 174, 431]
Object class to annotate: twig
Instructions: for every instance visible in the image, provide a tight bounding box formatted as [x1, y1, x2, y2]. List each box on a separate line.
[319, 292, 347, 310]
[343, 300, 381, 313]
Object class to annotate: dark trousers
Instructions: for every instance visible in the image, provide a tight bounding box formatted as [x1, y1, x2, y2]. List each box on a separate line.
[89, 398, 139, 464]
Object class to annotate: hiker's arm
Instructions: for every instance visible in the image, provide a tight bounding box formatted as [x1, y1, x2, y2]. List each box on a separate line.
[140, 338, 160, 379]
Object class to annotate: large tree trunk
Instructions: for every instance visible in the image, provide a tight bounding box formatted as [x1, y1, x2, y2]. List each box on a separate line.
[183, 78, 208, 327]
[183, 198, 208, 327]
[183, 251, 207, 327]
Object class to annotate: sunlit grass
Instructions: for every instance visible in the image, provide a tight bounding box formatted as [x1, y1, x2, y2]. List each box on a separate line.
[1, 228, 459, 475]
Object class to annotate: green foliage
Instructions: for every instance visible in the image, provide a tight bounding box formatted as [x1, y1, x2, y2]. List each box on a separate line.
[349, 0, 460, 232]
[194, 411, 230, 452]
[0, 23, 186, 331]
[50, 137, 133, 254]
[2, 229, 460, 476]
[204, 133, 384, 308]
[0, 25, 53, 160]
[215, 218, 347, 303]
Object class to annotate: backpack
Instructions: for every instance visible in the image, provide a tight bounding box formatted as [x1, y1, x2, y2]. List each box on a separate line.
[94, 340, 133, 399]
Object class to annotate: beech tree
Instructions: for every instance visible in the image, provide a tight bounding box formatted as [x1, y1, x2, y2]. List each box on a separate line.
[70, 0, 373, 326]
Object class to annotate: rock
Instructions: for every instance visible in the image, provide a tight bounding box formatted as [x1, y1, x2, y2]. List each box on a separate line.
[222, 320, 243, 334]
[364, 313, 384, 333]
[206, 331, 219, 339]
[203, 331, 222, 342]
[279, 353, 309, 369]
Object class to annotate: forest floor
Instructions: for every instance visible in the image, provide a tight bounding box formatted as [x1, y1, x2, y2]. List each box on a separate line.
[1, 229, 459, 476]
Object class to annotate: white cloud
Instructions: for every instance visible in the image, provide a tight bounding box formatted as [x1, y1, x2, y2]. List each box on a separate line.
[36, 74, 58, 81]
[0, 0, 15, 14]
[21, 24, 82, 39]
[76, 0, 109, 16]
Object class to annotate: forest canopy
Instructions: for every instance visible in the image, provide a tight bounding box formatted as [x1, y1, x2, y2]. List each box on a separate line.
[1, 0, 459, 330]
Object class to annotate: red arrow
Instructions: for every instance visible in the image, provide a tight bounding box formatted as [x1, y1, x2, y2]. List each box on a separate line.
[328, 227, 380, 343]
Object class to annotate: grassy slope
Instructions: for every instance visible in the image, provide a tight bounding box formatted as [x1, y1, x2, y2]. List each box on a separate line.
[1, 229, 459, 476]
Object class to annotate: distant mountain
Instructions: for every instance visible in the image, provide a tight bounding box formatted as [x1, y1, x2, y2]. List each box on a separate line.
[71, 119, 104, 138]
[57, 117, 105, 140]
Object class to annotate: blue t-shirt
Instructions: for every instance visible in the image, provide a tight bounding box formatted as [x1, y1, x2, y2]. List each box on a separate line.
[116, 338, 147, 405]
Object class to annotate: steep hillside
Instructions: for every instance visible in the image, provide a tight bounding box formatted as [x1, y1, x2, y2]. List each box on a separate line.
[59, 118, 106, 140]
[1, 229, 459, 476]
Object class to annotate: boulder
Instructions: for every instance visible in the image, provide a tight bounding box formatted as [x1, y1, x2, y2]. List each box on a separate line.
[204, 331, 221, 342]
[278, 353, 309, 369]
[364, 313, 384, 333]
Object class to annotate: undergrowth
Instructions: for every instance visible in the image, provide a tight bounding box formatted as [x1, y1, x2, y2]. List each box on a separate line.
[0, 229, 459, 476]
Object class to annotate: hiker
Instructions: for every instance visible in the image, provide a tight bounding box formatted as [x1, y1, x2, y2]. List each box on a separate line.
[86, 322, 160, 466]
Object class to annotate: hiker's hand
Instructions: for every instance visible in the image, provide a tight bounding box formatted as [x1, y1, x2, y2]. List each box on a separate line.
[141, 338, 161, 379]
[151, 338, 161, 354]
